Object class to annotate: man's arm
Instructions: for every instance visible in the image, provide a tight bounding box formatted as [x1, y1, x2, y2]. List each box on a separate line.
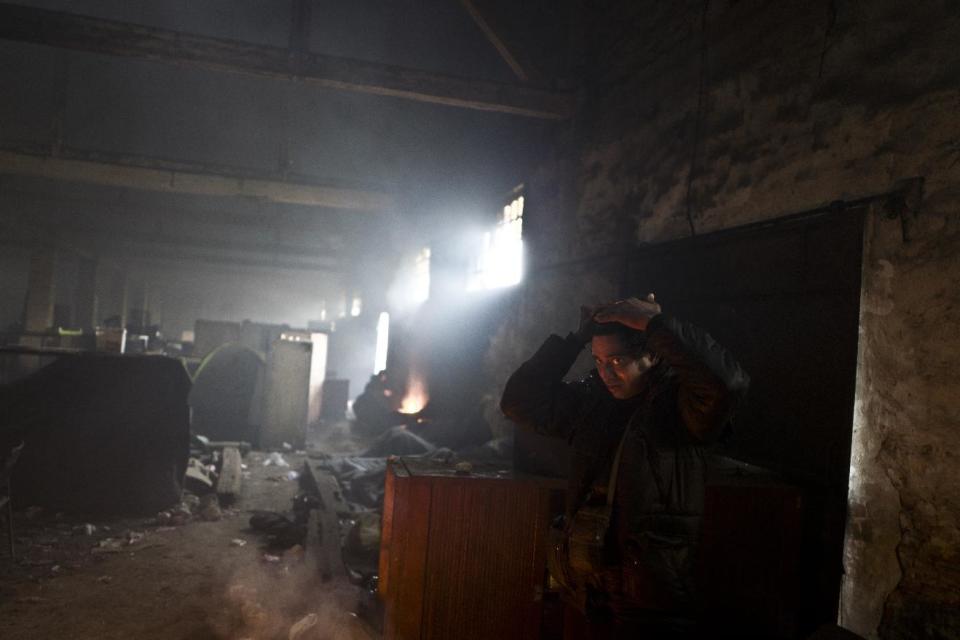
[645, 314, 750, 442]
[500, 332, 593, 441]
[593, 295, 749, 442]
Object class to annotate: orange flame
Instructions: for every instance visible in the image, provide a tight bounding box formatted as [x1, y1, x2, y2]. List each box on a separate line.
[399, 373, 428, 414]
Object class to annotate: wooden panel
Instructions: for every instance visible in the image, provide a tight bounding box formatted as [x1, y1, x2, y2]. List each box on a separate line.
[379, 463, 557, 640]
[381, 473, 433, 640]
[421, 479, 545, 640]
[378, 464, 396, 598]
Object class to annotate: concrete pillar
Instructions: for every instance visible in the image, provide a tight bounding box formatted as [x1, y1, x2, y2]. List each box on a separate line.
[74, 257, 98, 331]
[141, 281, 150, 328]
[841, 202, 960, 638]
[119, 272, 129, 329]
[23, 248, 56, 333]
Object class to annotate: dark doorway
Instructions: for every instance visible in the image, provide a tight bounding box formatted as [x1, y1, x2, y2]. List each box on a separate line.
[625, 207, 865, 634]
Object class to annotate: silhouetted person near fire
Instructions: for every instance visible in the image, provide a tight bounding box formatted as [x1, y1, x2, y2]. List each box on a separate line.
[501, 294, 749, 638]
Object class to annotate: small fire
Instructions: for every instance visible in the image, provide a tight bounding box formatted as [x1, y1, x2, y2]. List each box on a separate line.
[399, 373, 428, 414]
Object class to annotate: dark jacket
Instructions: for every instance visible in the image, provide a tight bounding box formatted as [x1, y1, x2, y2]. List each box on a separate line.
[500, 314, 749, 612]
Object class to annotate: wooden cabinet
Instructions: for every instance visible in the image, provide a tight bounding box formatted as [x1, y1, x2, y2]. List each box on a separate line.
[379, 459, 562, 640]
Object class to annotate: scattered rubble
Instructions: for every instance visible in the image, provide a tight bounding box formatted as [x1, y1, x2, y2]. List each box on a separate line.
[198, 494, 222, 521]
[263, 452, 290, 468]
[216, 446, 243, 503]
[125, 530, 145, 546]
[92, 538, 124, 554]
[185, 457, 215, 494]
[249, 511, 305, 549]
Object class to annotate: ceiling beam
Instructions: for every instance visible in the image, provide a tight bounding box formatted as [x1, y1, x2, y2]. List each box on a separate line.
[0, 147, 393, 211]
[0, 226, 340, 275]
[54, 225, 340, 263]
[0, 213, 340, 268]
[0, 2, 573, 120]
[0, 189, 346, 249]
[0, 180, 351, 240]
[114, 247, 340, 274]
[457, 0, 540, 83]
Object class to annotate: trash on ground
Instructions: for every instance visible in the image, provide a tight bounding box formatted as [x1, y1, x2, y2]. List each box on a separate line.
[198, 494, 222, 521]
[263, 452, 290, 468]
[125, 531, 145, 545]
[184, 458, 215, 494]
[288, 612, 319, 640]
[283, 544, 305, 561]
[249, 511, 305, 549]
[92, 538, 124, 553]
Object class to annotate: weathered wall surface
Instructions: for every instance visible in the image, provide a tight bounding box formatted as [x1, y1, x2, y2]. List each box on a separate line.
[0, 246, 30, 331]
[847, 204, 960, 639]
[487, 1, 960, 637]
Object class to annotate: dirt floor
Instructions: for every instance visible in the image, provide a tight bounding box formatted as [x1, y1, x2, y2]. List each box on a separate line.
[0, 439, 377, 640]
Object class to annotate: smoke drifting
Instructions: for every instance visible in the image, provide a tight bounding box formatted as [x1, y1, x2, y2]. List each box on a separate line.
[208, 559, 374, 640]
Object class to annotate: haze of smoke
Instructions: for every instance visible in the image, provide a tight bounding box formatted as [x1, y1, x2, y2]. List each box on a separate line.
[208, 558, 373, 640]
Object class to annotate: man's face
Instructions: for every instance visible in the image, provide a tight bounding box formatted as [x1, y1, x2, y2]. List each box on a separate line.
[591, 334, 656, 400]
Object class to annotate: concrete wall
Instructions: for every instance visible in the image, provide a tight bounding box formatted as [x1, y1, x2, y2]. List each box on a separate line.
[0, 246, 30, 331]
[128, 263, 340, 340]
[487, 1, 960, 637]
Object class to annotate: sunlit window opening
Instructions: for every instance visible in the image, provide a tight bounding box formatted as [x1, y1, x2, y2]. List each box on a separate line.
[350, 295, 362, 317]
[374, 312, 390, 373]
[412, 247, 431, 304]
[468, 194, 524, 291]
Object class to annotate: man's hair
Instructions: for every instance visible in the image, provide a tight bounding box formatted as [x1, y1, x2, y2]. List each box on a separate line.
[587, 320, 649, 354]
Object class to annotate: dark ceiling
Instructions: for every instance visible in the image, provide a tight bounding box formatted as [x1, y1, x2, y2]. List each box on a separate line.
[0, 0, 576, 303]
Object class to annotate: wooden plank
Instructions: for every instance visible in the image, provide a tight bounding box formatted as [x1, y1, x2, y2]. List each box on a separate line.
[421, 478, 544, 640]
[379, 460, 563, 640]
[378, 462, 397, 598]
[381, 467, 433, 640]
[215, 446, 243, 503]
[305, 472, 348, 582]
[0, 149, 393, 212]
[0, 3, 573, 120]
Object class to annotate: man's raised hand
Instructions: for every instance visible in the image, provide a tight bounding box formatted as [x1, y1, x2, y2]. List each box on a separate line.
[592, 293, 662, 332]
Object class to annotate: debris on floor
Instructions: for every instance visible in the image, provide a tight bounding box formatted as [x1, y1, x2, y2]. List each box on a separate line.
[263, 452, 291, 468]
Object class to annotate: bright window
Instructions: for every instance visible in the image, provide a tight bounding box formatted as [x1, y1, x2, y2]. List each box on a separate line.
[374, 312, 390, 373]
[412, 247, 431, 304]
[468, 194, 524, 291]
